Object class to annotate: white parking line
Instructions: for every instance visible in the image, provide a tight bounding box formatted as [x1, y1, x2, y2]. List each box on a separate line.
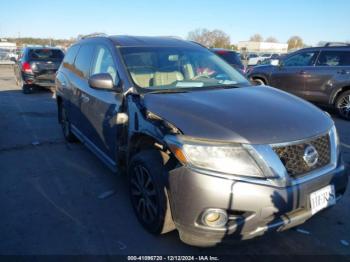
[341, 143, 350, 149]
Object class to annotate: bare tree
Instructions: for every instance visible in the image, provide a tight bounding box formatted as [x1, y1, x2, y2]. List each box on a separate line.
[249, 34, 263, 42]
[187, 28, 231, 48]
[265, 36, 278, 43]
[287, 36, 304, 50]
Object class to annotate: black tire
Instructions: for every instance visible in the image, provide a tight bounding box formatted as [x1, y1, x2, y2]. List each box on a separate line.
[16, 76, 32, 94]
[128, 150, 175, 235]
[22, 84, 33, 94]
[59, 103, 77, 143]
[335, 90, 350, 120]
[252, 78, 266, 86]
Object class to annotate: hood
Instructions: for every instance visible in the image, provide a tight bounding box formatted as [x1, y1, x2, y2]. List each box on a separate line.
[143, 86, 333, 144]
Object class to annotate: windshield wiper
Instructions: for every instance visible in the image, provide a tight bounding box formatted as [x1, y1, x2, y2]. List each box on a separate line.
[208, 84, 242, 89]
[147, 89, 189, 94]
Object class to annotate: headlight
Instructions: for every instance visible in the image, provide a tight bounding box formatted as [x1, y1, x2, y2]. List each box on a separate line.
[166, 137, 264, 178]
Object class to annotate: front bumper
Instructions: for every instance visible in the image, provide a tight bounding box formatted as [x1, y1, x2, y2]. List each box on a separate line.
[168, 161, 348, 246]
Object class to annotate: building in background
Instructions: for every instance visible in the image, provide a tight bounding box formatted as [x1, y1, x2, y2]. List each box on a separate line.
[0, 39, 18, 64]
[237, 41, 288, 54]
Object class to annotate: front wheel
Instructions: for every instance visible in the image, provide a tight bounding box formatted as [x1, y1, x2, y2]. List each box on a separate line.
[335, 90, 350, 120]
[252, 78, 266, 86]
[128, 150, 175, 235]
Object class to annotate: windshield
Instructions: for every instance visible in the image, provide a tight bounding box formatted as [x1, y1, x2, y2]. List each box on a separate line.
[119, 47, 249, 91]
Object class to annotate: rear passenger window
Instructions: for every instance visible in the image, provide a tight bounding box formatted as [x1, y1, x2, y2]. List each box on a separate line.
[74, 45, 95, 78]
[63, 45, 80, 70]
[317, 51, 350, 66]
[284, 52, 317, 67]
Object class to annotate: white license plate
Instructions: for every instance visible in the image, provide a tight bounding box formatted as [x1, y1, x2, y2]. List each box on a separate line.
[310, 185, 336, 215]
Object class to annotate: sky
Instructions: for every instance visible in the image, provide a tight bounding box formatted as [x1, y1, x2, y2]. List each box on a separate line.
[0, 0, 349, 45]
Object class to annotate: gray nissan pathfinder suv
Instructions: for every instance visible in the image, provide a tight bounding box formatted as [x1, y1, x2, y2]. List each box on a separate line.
[55, 35, 348, 247]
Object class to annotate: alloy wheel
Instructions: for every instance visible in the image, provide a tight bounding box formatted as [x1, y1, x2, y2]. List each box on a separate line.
[338, 94, 350, 119]
[130, 165, 158, 224]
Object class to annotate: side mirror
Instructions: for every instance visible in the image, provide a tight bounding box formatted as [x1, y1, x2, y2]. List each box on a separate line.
[88, 73, 122, 92]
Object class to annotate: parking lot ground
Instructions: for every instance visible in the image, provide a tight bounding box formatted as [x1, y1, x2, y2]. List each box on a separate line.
[0, 65, 349, 256]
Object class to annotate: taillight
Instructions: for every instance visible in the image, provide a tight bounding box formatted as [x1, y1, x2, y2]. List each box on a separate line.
[22, 62, 32, 73]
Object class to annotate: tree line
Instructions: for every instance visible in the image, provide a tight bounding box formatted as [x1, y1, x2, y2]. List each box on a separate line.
[187, 28, 305, 50]
[4, 37, 76, 47]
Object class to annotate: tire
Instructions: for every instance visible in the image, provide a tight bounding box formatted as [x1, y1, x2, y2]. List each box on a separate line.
[22, 84, 33, 94]
[252, 78, 266, 86]
[335, 90, 350, 120]
[59, 103, 77, 143]
[17, 77, 32, 94]
[128, 150, 175, 235]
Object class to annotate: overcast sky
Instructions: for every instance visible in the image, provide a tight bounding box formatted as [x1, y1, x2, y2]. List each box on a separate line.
[1, 0, 349, 45]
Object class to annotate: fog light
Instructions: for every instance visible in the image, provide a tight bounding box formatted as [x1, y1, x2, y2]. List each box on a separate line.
[202, 209, 228, 228]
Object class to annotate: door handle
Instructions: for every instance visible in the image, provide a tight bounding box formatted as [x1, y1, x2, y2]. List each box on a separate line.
[80, 94, 90, 103]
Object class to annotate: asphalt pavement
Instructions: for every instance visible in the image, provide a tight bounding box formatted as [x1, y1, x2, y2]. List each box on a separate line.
[0, 66, 349, 256]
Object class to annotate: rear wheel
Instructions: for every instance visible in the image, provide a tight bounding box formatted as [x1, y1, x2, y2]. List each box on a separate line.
[60, 103, 77, 142]
[335, 90, 350, 120]
[128, 150, 175, 235]
[17, 77, 33, 94]
[22, 84, 33, 94]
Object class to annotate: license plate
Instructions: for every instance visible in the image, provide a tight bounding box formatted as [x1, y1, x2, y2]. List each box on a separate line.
[310, 185, 336, 215]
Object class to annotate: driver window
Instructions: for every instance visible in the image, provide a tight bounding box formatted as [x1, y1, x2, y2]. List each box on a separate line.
[92, 45, 118, 85]
[284, 52, 316, 67]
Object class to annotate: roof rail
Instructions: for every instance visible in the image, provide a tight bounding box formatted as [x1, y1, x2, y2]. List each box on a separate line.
[324, 42, 350, 47]
[79, 33, 108, 40]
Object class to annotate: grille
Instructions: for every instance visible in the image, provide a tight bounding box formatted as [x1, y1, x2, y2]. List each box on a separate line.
[273, 135, 331, 178]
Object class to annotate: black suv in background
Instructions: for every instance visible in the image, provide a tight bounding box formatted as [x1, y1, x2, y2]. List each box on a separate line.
[55, 35, 347, 247]
[14, 47, 64, 94]
[211, 48, 245, 73]
[247, 43, 350, 120]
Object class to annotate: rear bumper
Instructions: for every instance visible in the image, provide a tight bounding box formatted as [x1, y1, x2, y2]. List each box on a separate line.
[168, 161, 348, 246]
[22, 72, 55, 87]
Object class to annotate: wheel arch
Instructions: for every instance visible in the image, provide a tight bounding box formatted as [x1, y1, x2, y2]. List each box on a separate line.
[250, 74, 268, 85]
[331, 85, 350, 105]
[128, 133, 167, 161]
[127, 132, 178, 174]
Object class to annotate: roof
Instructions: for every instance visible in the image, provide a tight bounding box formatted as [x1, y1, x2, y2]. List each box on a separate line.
[81, 35, 203, 48]
[211, 48, 238, 53]
[24, 46, 62, 50]
[293, 45, 350, 53]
